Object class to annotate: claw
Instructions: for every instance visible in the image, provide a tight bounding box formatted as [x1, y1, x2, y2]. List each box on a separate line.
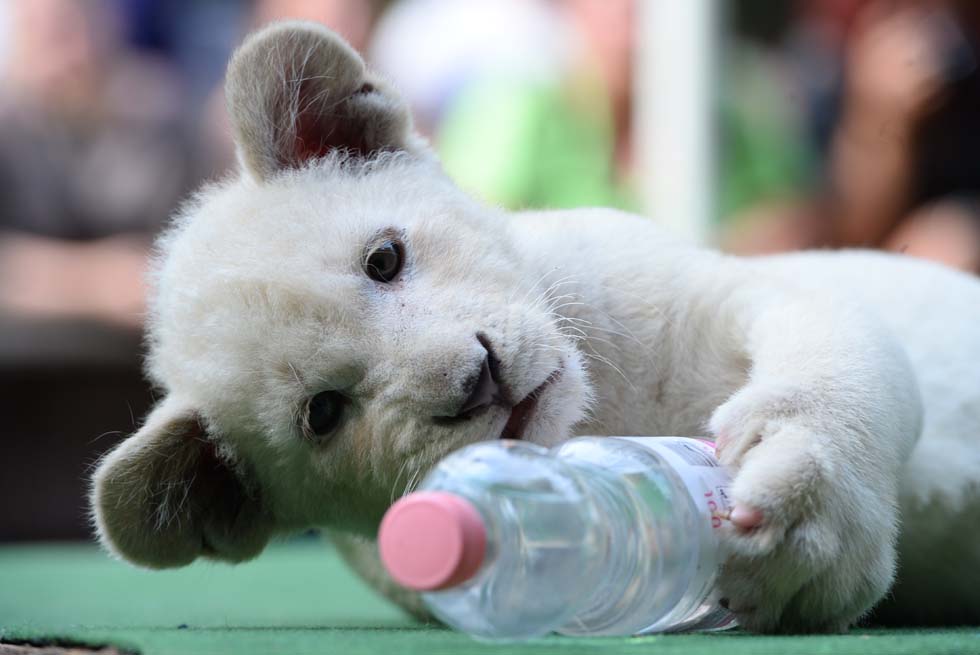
[729, 505, 765, 530]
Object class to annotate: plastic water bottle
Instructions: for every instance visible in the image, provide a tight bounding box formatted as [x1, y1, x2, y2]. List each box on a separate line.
[377, 436, 736, 641]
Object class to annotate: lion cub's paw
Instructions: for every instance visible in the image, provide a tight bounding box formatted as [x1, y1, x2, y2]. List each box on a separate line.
[708, 384, 898, 633]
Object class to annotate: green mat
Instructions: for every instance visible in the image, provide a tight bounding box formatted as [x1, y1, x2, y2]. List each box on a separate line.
[1, 541, 978, 655]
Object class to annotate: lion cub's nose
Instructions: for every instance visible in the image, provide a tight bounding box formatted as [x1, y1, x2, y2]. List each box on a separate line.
[453, 342, 502, 420]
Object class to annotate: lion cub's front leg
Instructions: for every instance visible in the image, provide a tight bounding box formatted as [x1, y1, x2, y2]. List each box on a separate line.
[703, 286, 923, 632]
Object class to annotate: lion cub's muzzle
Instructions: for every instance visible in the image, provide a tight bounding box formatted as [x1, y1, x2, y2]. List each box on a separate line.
[434, 333, 507, 424]
[431, 333, 564, 442]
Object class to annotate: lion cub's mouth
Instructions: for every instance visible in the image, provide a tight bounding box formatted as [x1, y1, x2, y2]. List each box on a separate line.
[500, 368, 562, 440]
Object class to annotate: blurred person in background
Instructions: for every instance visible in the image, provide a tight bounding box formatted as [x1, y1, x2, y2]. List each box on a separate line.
[726, 0, 980, 275]
[0, 0, 203, 541]
[371, 0, 637, 211]
[0, 0, 193, 328]
[829, 0, 980, 273]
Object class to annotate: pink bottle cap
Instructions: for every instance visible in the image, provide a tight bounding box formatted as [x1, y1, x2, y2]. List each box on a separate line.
[378, 491, 487, 591]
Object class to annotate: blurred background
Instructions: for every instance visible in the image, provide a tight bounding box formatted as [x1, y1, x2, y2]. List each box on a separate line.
[1, 0, 978, 542]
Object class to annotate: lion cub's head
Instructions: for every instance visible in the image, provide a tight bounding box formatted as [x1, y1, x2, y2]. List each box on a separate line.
[91, 22, 591, 568]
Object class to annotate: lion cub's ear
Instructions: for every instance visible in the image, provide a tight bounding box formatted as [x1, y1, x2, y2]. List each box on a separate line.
[225, 20, 424, 180]
[90, 396, 273, 569]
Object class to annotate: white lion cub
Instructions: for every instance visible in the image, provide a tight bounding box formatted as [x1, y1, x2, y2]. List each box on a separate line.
[91, 22, 980, 633]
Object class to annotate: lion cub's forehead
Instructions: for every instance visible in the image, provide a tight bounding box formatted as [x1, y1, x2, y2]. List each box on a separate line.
[161, 158, 497, 310]
[190, 173, 397, 262]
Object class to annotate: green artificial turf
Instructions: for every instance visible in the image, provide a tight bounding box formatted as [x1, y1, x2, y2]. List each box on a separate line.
[1, 540, 978, 655]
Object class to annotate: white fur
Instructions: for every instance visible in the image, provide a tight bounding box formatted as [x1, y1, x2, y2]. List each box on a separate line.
[90, 22, 980, 633]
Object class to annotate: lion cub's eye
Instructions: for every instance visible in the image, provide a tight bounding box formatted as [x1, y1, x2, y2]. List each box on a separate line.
[305, 390, 346, 439]
[364, 239, 404, 283]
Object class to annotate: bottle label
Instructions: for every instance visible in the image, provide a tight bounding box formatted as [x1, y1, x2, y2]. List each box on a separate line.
[613, 436, 737, 633]
[615, 437, 733, 528]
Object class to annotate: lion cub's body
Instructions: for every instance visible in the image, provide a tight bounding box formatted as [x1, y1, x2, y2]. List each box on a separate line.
[91, 22, 980, 633]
